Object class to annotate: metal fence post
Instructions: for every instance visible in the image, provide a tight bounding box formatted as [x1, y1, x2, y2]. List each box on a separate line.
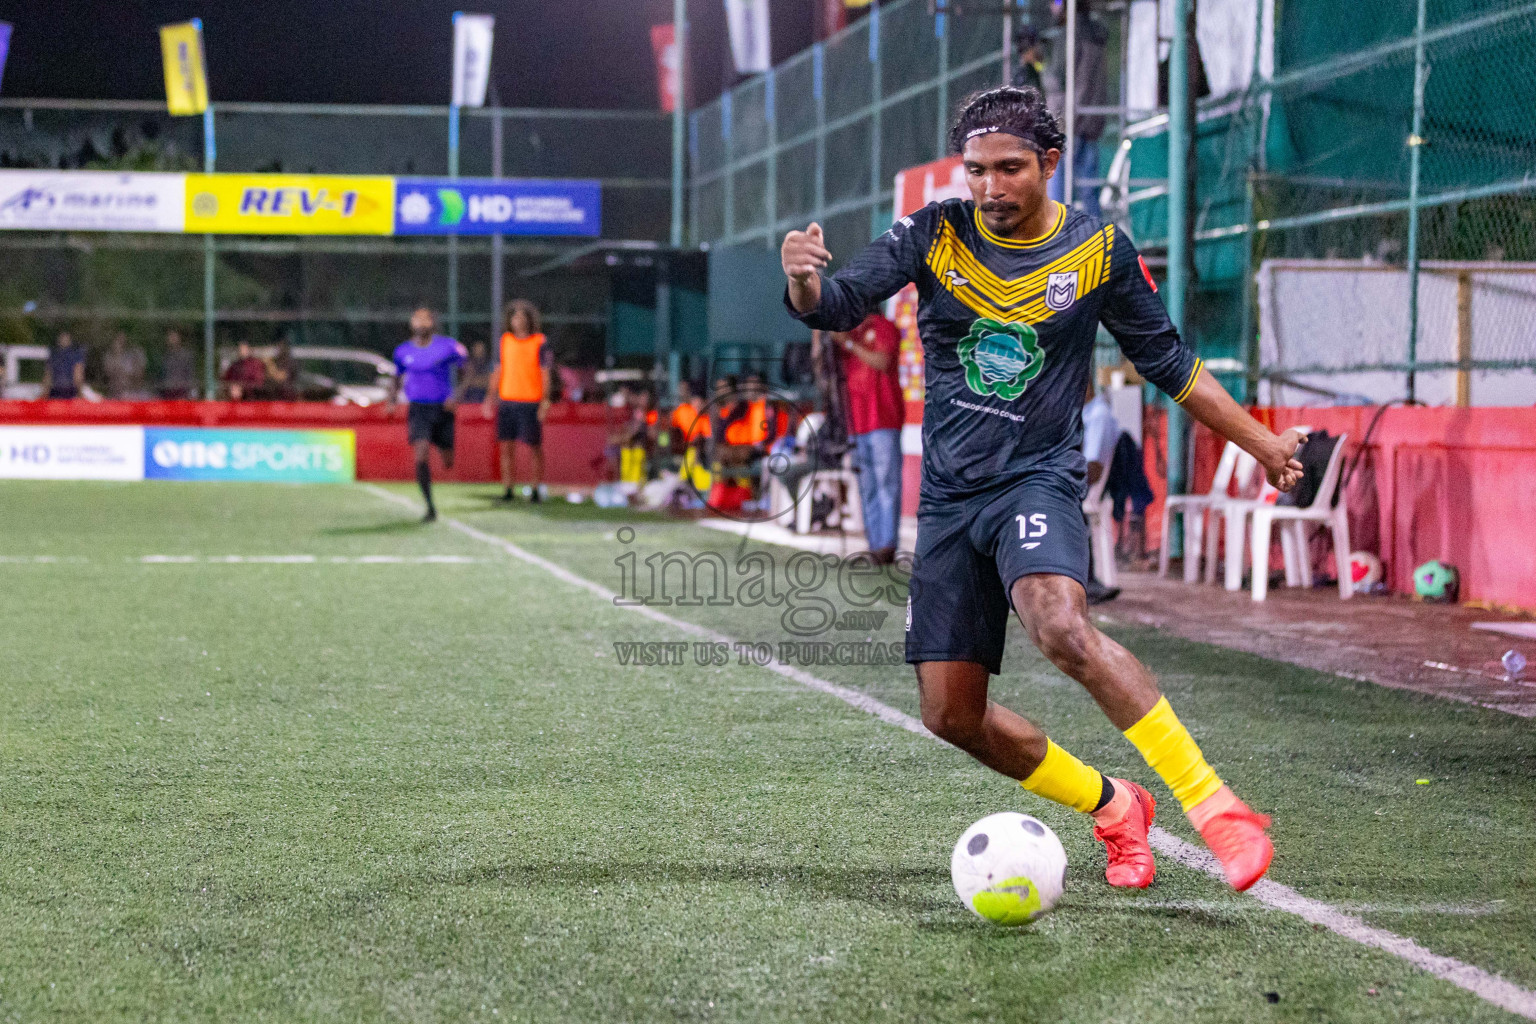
[447, 103, 461, 340]
[1064, 0, 1077, 209]
[1166, 0, 1191, 503]
[202, 103, 216, 400]
[490, 106, 504, 342]
[671, 0, 688, 248]
[766, 69, 778, 249]
[935, 8, 949, 159]
[1404, 0, 1429, 404]
[814, 43, 826, 224]
[870, 5, 884, 238]
[722, 92, 735, 243]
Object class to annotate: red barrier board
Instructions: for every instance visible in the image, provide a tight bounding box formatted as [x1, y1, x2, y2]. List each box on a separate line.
[0, 400, 616, 487]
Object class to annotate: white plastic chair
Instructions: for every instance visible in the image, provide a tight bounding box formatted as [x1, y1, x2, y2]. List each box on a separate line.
[1160, 440, 1240, 582]
[1201, 448, 1262, 584]
[1219, 425, 1312, 593]
[1083, 467, 1117, 589]
[1247, 433, 1353, 601]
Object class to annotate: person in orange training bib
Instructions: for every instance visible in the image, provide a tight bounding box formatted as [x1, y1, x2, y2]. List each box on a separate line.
[483, 299, 553, 503]
[782, 86, 1306, 892]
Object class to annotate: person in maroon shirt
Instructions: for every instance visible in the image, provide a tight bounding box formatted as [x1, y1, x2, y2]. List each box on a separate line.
[222, 341, 268, 401]
[826, 311, 905, 562]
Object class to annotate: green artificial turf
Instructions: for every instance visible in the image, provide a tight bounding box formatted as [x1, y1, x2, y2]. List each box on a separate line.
[1, 481, 1531, 1023]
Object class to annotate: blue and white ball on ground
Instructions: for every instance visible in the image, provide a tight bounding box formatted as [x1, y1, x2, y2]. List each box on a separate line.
[950, 812, 1068, 926]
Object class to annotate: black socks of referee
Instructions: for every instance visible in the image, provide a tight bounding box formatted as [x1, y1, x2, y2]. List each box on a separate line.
[415, 460, 435, 518]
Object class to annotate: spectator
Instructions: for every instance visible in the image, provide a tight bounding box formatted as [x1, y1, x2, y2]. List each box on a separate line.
[1044, 0, 1109, 217]
[159, 329, 197, 399]
[266, 338, 299, 401]
[668, 379, 710, 454]
[1012, 25, 1046, 93]
[43, 331, 85, 400]
[222, 341, 267, 401]
[483, 298, 553, 503]
[719, 371, 780, 468]
[1081, 381, 1122, 604]
[103, 331, 149, 400]
[826, 312, 904, 564]
[460, 341, 491, 403]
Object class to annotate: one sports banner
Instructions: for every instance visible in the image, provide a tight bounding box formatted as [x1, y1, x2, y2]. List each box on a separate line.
[451, 12, 495, 107]
[185, 174, 395, 235]
[143, 428, 355, 483]
[723, 0, 771, 74]
[159, 20, 209, 116]
[0, 170, 186, 232]
[393, 178, 600, 236]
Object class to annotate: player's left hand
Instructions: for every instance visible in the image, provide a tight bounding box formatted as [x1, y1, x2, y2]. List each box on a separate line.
[1264, 427, 1308, 492]
[537, 399, 551, 422]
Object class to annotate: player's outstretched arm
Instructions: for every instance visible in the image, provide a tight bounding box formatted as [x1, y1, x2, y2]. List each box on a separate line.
[782, 209, 928, 332]
[782, 222, 830, 313]
[1178, 368, 1306, 492]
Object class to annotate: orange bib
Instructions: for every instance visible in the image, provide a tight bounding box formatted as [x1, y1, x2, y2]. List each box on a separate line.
[498, 331, 547, 402]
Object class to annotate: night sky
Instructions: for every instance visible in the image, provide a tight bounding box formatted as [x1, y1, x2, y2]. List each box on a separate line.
[0, 1, 820, 109]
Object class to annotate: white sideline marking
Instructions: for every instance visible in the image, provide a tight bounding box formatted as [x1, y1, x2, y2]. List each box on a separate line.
[361, 484, 1536, 1021]
[136, 554, 480, 564]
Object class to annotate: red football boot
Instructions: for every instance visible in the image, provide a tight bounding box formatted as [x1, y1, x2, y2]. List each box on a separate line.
[1092, 779, 1157, 888]
[1192, 789, 1274, 891]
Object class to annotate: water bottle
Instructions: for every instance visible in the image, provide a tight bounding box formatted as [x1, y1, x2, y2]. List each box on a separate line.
[1503, 650, 1527, 680]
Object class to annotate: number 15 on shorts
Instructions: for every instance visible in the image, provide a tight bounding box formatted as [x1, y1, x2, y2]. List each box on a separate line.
[1016, 513, 1048, 550]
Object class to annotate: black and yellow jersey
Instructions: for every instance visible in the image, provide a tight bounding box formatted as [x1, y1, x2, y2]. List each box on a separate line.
[787, 198, 1200, 503]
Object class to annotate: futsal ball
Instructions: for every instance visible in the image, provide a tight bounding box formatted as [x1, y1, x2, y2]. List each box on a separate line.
[950, 812, 1067, 926]
[1349, 550, 1383, 588]
[1413, 560, 1460, 603]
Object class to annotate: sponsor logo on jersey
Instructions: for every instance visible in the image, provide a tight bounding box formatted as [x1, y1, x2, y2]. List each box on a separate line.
[956, 318, 1045, 402]
[1044, 271, 1078, 311]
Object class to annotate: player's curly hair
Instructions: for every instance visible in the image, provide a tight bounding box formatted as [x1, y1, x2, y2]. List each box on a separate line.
[947, 86, 1066, 157]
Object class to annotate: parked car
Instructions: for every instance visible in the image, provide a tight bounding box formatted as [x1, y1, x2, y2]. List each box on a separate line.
[217, 345, 396, 405]
[1, 344, 50, 399]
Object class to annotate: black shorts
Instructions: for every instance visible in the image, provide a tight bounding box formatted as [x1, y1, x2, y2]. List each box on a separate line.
[407, 402, 456, 450]
[905, 470, 1090, 676]
[497, 401, 543, 445]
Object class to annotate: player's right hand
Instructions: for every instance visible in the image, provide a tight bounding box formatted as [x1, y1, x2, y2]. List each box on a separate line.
[782, 222, 831, 283]
[1265, 427, 1308, 492]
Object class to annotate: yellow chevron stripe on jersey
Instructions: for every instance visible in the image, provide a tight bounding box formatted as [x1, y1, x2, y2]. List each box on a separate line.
[1171, 357, 1204, 404]
[926, 217, 1115, 323]
[974, 201, 1066, 249]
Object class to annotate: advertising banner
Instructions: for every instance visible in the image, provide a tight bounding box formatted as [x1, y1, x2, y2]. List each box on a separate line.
[159, 20, 209, 116]
[185, 174, 394, 235]
[0, 171, 187, 232]
[143, 428, 355, 483]
[393, 178, 600, 236]
[0, 426, 145, 480]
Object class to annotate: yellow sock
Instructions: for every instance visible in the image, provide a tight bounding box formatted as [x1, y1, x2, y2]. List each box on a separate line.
[1020, 740, 1106, 814]
[1123, 696, 1223, 813]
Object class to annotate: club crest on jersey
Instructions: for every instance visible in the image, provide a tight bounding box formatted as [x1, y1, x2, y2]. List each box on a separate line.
[1045, 271, 1078, 311]
[957, 318, 1045, 401]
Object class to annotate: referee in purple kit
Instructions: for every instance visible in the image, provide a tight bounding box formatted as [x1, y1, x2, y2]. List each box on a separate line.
[386, 306, 468, 522]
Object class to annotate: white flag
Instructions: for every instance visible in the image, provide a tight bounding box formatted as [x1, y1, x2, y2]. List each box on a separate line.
[724, 0, 771, 75]
[452, 12, 495, 107]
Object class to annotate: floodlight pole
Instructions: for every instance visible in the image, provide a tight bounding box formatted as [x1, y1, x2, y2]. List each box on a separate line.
[447, 102, 461, 340]
[202, 103, 217, 400]
[1404, 0, 1428, 404]
[671, 0, 687, 248]
[1166, 0, 1191, 500]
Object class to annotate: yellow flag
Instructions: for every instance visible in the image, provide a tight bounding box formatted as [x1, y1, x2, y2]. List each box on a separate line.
[159, 20, 208, 116]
